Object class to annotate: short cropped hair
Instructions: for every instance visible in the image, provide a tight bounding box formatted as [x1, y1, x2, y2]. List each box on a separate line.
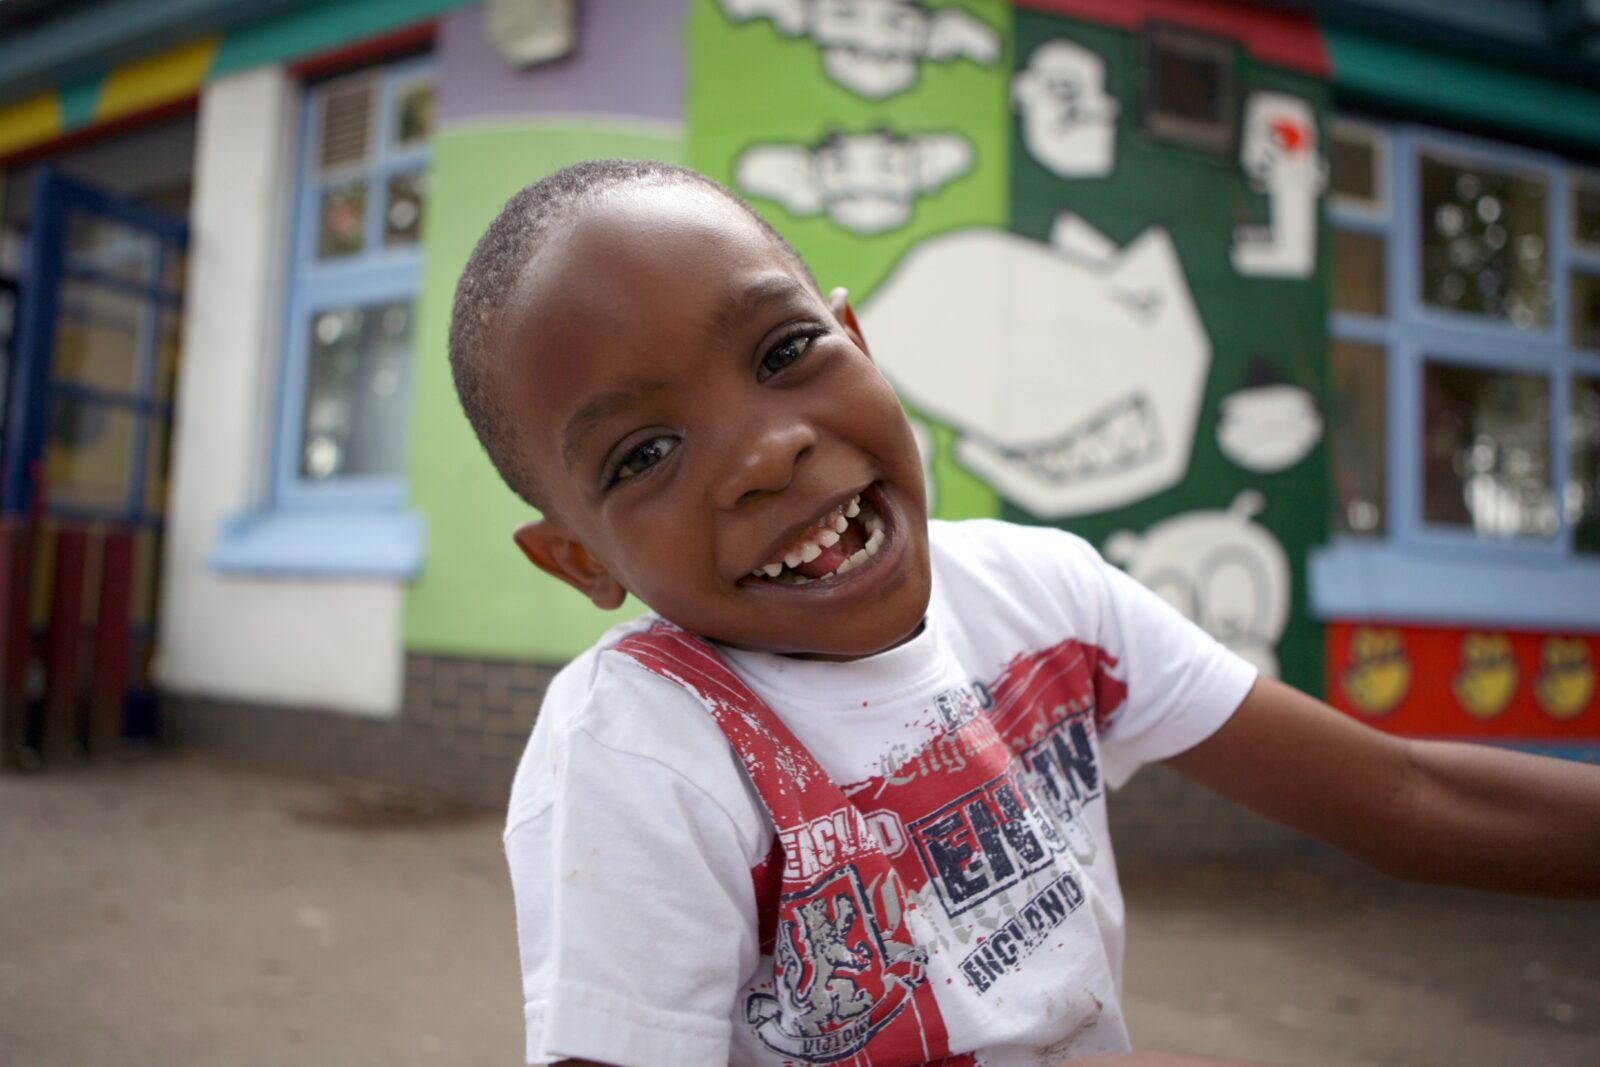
[448, 159, 817, 510]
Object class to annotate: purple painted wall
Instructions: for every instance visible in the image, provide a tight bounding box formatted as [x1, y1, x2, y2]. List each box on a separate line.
[437, 0, 690, 124]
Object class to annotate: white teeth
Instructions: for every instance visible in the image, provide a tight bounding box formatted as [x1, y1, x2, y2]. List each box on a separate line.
[865, 513, 884, 537]
[835, 557, 856, 575]
[832, 514, 848, 534]
[762, 562, 783, 578]
[800, 542, 822, 563]
[784, 552, 802, 569]
[865, 529, 884, 554]
[845, 496, 861, 518]
[818, 529, 840, 548]
[848, 549, 867, 567]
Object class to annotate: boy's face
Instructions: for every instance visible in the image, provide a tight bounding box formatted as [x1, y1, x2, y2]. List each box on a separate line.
[497, 183, 931, 658]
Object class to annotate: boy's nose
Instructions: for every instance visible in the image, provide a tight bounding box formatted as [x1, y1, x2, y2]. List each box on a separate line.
[715, 418, 818, 509]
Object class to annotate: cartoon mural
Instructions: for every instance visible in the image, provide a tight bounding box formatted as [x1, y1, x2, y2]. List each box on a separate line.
[1216, 357, 1323, 473]
[1536, 638, 1596, 721]
[735, 129, 974, 235]
[1232, 91, 1324, 278]
[1105, 492, 1291, 678]
[719, 0, 1001, 100]
[1455, 633, 1519, 720]
[863, 213, 1211, 519]
[1011, 38, 1119, 179]
[1341, 628, 1412, 717]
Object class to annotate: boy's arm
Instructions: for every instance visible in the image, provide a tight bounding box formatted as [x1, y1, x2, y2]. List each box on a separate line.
[1163, 676, 1600, 898]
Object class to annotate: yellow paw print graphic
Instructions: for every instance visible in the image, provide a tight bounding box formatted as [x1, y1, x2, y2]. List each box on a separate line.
[1534, 638, 1594, 721]
[1342, 628, 1411, 716]
[1453, 633, 1518, 720]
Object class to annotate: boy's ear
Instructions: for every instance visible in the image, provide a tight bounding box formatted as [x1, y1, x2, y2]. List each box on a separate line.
[512, 520, 627, 610]
[829, 286, 871, 360]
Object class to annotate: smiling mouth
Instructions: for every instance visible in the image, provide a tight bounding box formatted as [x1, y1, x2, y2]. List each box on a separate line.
[746, 488, 889, 587]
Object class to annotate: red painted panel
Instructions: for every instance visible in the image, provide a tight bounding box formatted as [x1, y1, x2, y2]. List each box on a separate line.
[290, 21, 436, 80]
[1326, 622, 1600, 741]
[1017, 0, 1330, 77]
[89, 529, 135, 755]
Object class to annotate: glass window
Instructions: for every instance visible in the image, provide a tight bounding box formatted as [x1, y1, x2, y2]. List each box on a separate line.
[1140, 28, 1236, 153]
[1421, 362, 1554, 539]
[278, 55, 432, 505]
[1572, 270, 1600, 350]
[1329, 341, 1387, 536]
[1331, 121, 1386, 214]
[1419, 153, 1549, 329]
[1332, 229, 1386, 316]
[1574, 171, 1600, 251]
[1573, 376, 1600, 555]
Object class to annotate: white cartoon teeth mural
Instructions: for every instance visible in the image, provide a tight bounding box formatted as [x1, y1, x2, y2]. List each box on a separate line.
[735, 130, 975, 234]
[862, 212, 1211, 519]
[1231, 91, 1325, 278]
[719, 0, 1001, 100]
[1011, 39, 1120, 179]
[1106, 492, 1291, 678]
[1216, 357, 1323, 473]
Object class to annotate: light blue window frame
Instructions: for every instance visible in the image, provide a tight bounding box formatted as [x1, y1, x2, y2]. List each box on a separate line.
[210, 55, 432, 578]
[1313, 120, 1600, 629]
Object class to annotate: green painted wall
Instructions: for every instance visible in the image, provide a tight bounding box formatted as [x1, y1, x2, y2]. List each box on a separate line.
[402, 121, 681, 659]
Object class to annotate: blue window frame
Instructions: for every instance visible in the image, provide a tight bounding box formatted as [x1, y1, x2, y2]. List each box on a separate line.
[210, 54, 433, 577]
[1314, 119, 1600, 628]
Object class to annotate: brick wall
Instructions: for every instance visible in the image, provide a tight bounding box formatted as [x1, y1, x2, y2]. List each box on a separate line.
[161, 654, 557, 809]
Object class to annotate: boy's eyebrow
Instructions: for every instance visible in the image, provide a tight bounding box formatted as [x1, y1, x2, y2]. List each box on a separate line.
[709, 274, 811, 341]
[562, 381, 667, 469]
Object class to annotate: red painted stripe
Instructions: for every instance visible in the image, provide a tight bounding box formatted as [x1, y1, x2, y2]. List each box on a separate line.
[1017, 0, 1330, 77]
[290, 21, 436, 81]
[0, 96, 198, 169]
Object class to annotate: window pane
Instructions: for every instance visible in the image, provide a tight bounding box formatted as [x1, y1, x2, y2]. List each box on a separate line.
[1331, 127, 1378, 207]
[1573, 376, 1600, 555]
[54, 279, 146, 394]
[300, 302, 412, 480]
[393, 81, 434, 149]
[384, 168, 425, 247]
[1329, 341, 1387, 535]
[1572, 270, 1600, 350]
[1422, 361, 1554, 539]
[317, 74, 374, 174]
[66, 210, 156, 285]
[1333, 228, 1386, 316]
[46, 396, 136, 512]
[144, 415, 172, 516]
[1420, 155, 1549, 329]
[1574, 173, 1600, 250]
[317, 181, 366, 260]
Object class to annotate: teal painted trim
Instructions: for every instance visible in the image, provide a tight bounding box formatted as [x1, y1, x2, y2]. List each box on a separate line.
[58, 79, 101, 131]
[210, 508, 427, 578]
[1325, 27, 1600, 147]
[0, 0, 310, 107]
[211, 0, 477, 79]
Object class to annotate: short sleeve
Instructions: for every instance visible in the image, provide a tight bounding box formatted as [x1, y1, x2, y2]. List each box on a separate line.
[505, 663, 767, 1067]
[1079, 540, 1259, 788]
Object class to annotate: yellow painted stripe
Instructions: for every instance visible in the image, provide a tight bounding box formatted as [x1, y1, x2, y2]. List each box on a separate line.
[0, 92, 64, 159]
[96, 35, 219, 123]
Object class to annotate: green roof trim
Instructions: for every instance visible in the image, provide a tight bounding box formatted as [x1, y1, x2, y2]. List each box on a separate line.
[211, 0, 476, 79]
[1326, 26, 1600, 147]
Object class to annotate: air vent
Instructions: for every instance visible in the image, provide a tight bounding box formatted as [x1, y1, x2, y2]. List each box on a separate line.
[317, 74, 375, 175]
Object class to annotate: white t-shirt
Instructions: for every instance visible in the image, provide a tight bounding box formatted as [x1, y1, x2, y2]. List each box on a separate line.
[505, 519, 1257, 1066]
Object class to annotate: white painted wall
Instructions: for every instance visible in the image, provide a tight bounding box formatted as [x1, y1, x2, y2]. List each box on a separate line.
[158, 66, 406, 718]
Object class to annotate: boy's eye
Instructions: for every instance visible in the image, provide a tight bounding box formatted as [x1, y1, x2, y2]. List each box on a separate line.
[758, 329, 824, 383]
[608, 435, 678, 487]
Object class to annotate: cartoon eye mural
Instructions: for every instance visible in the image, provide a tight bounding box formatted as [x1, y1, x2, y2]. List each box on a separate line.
[1105, 492, 1290, 678]
[862, 213, 1211, 518]
[735, 130, 975, 235]
[1534, 637, 1595, 720]
[1011, 39, 1120, 179]
[1342, 628, 1412, 717]
[1453, 633, 1518, 719]
[1232, 91, 1326, 279]
[720, 0, 1001, 100]
[1216, 357, 1323, 473]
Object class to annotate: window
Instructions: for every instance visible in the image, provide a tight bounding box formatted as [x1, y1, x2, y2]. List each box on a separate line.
[1317, 119, 1600, 626]
[211, 55, 432, 577]
[280, 56, 433, 504]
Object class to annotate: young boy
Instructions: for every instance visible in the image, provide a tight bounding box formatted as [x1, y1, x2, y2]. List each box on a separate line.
[449, 160, 1600, 1067]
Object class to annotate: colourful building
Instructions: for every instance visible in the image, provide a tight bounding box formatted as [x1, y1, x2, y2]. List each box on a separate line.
[0, 0, 1596, 807]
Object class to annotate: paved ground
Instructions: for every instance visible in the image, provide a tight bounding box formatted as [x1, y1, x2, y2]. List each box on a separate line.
[1, 753, 1596, 1066]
